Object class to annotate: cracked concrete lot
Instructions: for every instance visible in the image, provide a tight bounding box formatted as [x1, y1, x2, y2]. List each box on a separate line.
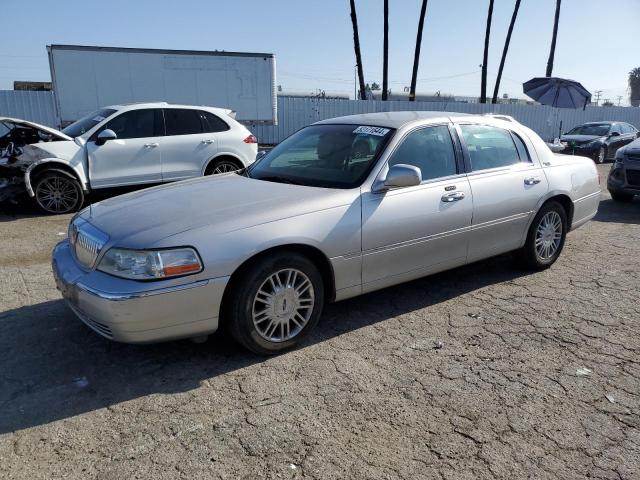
[1, 164, 638, 479]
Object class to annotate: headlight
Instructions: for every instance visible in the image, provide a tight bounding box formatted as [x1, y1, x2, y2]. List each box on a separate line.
[97, 247, 203, 280]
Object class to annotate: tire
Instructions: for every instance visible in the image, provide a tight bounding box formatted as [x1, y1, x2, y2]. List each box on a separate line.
[610, 191, 634, 203]
[33, 171, 84, 214]
[596, 146, 606, 164]
[205, 158, 242, 175]
[226, 252, 324, 355]
[516, 201, 567, 271]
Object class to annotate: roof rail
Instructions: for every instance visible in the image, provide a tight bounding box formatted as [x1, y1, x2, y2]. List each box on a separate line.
[482, 113, 518, 123]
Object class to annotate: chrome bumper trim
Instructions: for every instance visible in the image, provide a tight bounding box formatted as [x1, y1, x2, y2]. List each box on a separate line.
[75, 279, 210, 301]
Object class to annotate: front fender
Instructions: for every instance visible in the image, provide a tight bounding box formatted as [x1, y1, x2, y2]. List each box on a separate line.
[25, 159, 88, 197]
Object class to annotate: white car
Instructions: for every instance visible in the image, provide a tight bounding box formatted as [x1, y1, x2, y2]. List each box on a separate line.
[0, 103, 257, 213]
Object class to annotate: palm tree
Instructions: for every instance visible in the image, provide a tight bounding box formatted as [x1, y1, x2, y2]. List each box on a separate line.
[546, 0, 562, 77]
[492, 0, 521, 104]
[480, 0, 494, 103]
[409, 0, 429, 102]
[349, 0, 367, 100]
[630, 67, 640, 107]
[382, 0, 389, 101]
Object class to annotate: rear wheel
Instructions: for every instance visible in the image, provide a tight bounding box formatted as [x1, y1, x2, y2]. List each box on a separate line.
[226, 252, 324, 355]
[516, 201, 567, 270]
[33, 171, 84, 214]
[610, 191, 634, 203]
[205, 158, 242, 175]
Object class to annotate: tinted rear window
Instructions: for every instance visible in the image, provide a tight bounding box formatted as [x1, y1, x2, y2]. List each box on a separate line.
[200, 111, 230, 133]
[164, 109, 203, 136]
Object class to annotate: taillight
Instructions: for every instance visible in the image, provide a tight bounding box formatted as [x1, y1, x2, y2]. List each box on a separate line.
[244, 134, 257, 144]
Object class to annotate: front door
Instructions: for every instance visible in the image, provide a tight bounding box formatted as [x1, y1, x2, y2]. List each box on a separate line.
[458, 123, 549, 262]
[361, 124, 473, 292]
[87, 109, 163, 188]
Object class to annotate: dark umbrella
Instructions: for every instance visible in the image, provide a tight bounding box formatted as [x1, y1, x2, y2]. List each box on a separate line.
[523, 77, 591, 109]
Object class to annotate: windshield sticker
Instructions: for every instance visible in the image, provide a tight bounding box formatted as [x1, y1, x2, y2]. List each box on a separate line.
[92, 116, 106, 122]
[353, 126, 390, 137]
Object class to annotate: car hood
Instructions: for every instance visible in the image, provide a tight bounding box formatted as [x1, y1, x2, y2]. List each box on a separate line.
[0, 116, 72, 142]
[80, 174, 356, 247]
[560, 134, 603, 144]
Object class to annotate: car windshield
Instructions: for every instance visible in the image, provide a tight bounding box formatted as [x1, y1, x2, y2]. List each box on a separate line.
[566, 124, 610, 136]
[248, 124, 394, 188]
[62, 108, 117, 138]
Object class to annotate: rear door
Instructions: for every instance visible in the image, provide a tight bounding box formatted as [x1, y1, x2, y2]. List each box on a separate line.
[161, 108, 219, 181]
[457, 123, 548, 263]
[361, 124, 472, 291]
[86, 109, 163, 188]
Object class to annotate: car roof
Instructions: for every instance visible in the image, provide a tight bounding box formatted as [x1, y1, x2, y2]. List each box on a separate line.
[313, 111, 462, 129]
[106, 102, 232, 115]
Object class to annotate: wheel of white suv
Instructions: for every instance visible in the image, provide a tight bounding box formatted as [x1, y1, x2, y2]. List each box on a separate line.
[227, 252, 324, 355]
[33, 171, 84, 214]
[516, 201, 567, 270]
[205, 158, 242, 175]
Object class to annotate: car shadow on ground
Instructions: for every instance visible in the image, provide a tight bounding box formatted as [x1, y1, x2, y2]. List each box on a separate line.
[593, 198, 640, 225]
[0, 254, 525, 434]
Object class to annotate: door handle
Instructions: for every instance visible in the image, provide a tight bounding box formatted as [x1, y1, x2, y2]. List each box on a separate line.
[524, 177, 541, 185]
[441, 191, 465, 202]
[201, 139, 214, 144]
[144, 143, 159, 148]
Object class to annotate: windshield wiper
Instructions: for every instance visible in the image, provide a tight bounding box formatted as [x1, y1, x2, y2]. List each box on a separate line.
[255, 175, 301, 185]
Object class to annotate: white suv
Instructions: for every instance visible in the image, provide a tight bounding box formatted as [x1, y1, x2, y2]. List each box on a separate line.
[23, 102, 258, 213]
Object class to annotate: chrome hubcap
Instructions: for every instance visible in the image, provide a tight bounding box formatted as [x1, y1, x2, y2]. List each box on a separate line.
[212, 162, 238, 174]
[252, 268, 314, 343]
[535, 211, 562, 260]
[598, 148, 605, 162]
[36, 177, 78, 213]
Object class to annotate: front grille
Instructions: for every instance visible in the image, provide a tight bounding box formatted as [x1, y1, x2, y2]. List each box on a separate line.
[626, 169, 640, 187]
[69, 218, 109, 269]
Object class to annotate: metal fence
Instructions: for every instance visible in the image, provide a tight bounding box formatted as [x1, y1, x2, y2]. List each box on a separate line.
[251, 96, 640, 144]
[2, 90, 640, 144]
[0, 90, 57, 127]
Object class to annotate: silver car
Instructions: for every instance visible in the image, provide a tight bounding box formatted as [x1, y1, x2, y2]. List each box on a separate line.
[52, 112, 600, 354]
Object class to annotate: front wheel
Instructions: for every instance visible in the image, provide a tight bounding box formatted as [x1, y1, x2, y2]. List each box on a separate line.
[596, 146, 607, 164]
[33, 171, 84, 214]
[515, 201, 567, 271]
[226, 252, 324, 355]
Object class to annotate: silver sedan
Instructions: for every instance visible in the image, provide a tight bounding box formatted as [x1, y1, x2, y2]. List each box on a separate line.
[52, 112, 600, 354]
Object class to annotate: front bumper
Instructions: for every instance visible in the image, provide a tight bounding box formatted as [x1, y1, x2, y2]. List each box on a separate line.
[607, 164, 640, 196]
[558, 144, 599, 159]
[52, 240, 229, 343]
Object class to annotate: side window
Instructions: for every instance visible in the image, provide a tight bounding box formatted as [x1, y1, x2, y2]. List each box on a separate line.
[200, 111, 230, 133]
[388, 125, 457, 181]
[460, 124, 521, 171]
[511, 133, 531, 162]
[101, 109, 157, 140]
[164, 109, 203, 136]
[611, 124, 622, 134]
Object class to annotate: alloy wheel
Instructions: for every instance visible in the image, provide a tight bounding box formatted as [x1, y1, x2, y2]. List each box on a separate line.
[212, 161, 239, 174]
[535, 211, 562, 260]
[35, 176, 79, 214]
[597, 147, 605, 164]
[252, 268, 315, 343]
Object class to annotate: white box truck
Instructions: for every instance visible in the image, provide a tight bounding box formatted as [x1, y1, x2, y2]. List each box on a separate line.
[47, 44, 277, 127]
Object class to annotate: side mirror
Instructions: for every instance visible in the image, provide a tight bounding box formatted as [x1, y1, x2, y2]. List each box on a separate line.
[609, 131, 620, 137]
[379, 164, 422, 191]
[95, 129, 117, 146]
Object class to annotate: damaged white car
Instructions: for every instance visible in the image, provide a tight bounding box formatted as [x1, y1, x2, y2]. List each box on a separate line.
[0, 103, 258, 214]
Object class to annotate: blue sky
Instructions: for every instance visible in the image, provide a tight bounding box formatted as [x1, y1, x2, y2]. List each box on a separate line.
[2, 0, 639, 103]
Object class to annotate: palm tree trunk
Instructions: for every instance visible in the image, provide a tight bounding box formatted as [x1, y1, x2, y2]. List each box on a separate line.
[382, 0, 389, 101]
[492, 0, 521, 104]
[546, 0, 562, 77]
[349, 0, 367, 100]
[480, 0, 494, 103]
[409, 0, 429, 102]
